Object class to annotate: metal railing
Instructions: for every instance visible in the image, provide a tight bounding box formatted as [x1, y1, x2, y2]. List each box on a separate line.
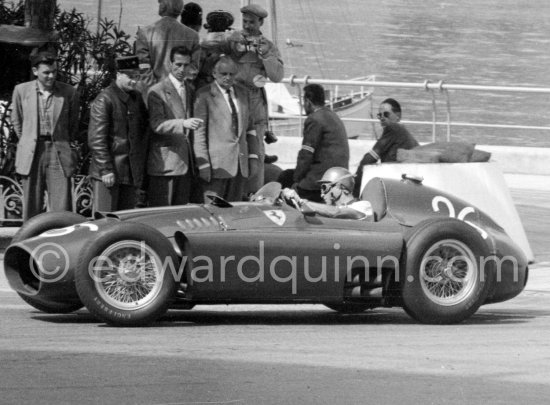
[272, 76, 550, 142]
[0, 175, 92, 225]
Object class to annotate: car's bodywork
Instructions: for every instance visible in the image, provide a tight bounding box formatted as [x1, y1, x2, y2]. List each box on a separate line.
[4, 176, 528, 326]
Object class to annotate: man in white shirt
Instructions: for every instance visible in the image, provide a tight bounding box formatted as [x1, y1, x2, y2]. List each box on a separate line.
[147, 46, 203, 206]
[193, 56, 260, 202]
[282, 167, 373, 220]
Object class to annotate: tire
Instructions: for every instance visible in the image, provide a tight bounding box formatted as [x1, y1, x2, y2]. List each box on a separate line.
[11, 211, 87, 314]
[324, 303, 372, 314]
[75, 222, 179, 326]
[402, 218, 495, 324]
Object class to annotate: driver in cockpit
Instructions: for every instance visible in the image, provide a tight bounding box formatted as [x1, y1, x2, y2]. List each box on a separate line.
[282, 167, 373, 220]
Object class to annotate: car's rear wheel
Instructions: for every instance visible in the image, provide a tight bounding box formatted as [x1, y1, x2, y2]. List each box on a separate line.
[402, 218, 494, 324]
[75, 222, 178, 326]
[10, 211, 86, 313]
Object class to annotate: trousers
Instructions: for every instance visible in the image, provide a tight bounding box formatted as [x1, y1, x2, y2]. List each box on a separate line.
[21, 140, 71, 221]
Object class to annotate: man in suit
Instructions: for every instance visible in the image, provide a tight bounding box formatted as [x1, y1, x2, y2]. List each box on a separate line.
[11, 51, 79, 220]
[136, 0, 200, 88]
[147, 46, 203, 206]
[193, 56, 259, 202]
[88, 56, 149, 212]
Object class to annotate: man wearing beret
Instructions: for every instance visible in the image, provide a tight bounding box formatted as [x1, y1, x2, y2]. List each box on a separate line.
[87, 56, 149, 212]
[136, 0, 200, 87]
[212, 4, 284, 194]
[11, 50, 79, 220]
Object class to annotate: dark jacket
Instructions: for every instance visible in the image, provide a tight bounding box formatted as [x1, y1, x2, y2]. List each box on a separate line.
[294, 107, 350, 190]
[88, 83, 149, 188]
[373, 122, 419, 162]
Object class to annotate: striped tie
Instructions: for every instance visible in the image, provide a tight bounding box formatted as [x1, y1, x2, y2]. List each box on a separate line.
[226, 88, 238, 136]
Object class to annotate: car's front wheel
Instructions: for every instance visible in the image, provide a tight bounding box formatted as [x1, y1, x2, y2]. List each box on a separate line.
[402, 218, 494, 324]
[75, 222, 179, 326]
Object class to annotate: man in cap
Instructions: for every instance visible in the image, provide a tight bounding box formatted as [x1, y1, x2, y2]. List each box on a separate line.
[212, 3, 284, 194]
[136, 0, 200, 87]
[282, 167, 373, 220]
[11, 50, 79, 220]
[180, 2, 202, 32]
[88, 55, 149, 212]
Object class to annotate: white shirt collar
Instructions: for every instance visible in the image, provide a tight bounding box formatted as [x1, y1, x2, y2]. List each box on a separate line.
[169, 73, 184, 91]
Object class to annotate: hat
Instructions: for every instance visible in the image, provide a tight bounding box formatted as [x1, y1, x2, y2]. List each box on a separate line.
[205, 10, 234, 32]
[240, 4, 268, 19]
[181, 2, 202, 27]
[30, 51, 57, 67]
[115, 55, 140, 73]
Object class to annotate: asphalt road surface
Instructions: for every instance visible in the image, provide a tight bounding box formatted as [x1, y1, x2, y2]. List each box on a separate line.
[1, 187, 549, 405]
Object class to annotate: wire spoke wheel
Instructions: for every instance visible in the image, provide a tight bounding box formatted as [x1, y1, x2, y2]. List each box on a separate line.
[402, 218, 494, 324]
[93, 241, 164, 311]
[419, 239, 477, 306]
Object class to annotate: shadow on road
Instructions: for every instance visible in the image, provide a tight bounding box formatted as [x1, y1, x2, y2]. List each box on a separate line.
[26, 305, 546, 327]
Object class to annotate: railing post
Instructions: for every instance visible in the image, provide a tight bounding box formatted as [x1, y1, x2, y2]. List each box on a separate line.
[444, 88, 452, 142]
[424, 80, 437, 142]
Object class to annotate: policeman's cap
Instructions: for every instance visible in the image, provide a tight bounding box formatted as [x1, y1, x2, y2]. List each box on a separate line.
[115, 55, 141, 73]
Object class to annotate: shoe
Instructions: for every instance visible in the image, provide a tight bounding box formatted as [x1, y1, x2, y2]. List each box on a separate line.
[264, 154, 278, 164]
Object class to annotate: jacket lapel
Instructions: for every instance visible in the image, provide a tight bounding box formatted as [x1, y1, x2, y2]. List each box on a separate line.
[235, 87, 246, 139]
[164, 78, 186, 118]
[51, 83, 64, 135]
[29, 81, 39, 137]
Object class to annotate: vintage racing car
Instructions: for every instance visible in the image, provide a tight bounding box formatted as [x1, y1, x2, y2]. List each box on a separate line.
[4, 175, 528, 326]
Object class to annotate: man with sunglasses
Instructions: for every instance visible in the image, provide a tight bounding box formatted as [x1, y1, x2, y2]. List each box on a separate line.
[88, 56, 150, 212]
[354, 98, 418, 196]
[282, 167, 373, 220]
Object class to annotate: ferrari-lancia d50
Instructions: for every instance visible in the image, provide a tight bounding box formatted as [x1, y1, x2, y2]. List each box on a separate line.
[4, 176, 528, 326]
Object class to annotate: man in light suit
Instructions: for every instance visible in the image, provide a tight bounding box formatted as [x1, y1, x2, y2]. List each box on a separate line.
[193, 56, 259, 202]
[11, 51, 78, 220]
[147, 46, 203, 206]
[136, 0, 200, 87]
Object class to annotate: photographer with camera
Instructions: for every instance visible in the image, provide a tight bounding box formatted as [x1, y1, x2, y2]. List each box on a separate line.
[209, 4, 284, 194]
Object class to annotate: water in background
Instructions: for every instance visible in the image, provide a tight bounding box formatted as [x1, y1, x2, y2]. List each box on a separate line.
[59, 0, 550, 147]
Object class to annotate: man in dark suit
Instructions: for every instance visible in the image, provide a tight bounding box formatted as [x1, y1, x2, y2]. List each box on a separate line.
[291, 83, 350, 202]
[193, 56, 260, 202]
[11, 51, 79, 220]
[88, 56, 149, 212]
[147, 46, 203, 206]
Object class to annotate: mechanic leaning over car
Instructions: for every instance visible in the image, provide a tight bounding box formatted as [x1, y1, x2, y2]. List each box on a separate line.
[282, 167, 373, 220]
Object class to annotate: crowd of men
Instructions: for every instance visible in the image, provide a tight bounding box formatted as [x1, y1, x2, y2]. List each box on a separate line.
[11, 0, 418, 221]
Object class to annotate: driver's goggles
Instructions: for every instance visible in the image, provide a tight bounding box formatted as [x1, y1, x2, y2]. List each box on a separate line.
[320, 183, 334, 194]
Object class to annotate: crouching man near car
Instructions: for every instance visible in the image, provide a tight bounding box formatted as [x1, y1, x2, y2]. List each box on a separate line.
[282, 167, 373, 220]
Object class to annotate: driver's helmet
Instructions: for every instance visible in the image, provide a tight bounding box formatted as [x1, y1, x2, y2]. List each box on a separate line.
[318, 167, 355, 192]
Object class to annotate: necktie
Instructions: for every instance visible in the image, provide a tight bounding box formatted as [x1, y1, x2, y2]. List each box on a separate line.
[226, 88, 238, 136]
